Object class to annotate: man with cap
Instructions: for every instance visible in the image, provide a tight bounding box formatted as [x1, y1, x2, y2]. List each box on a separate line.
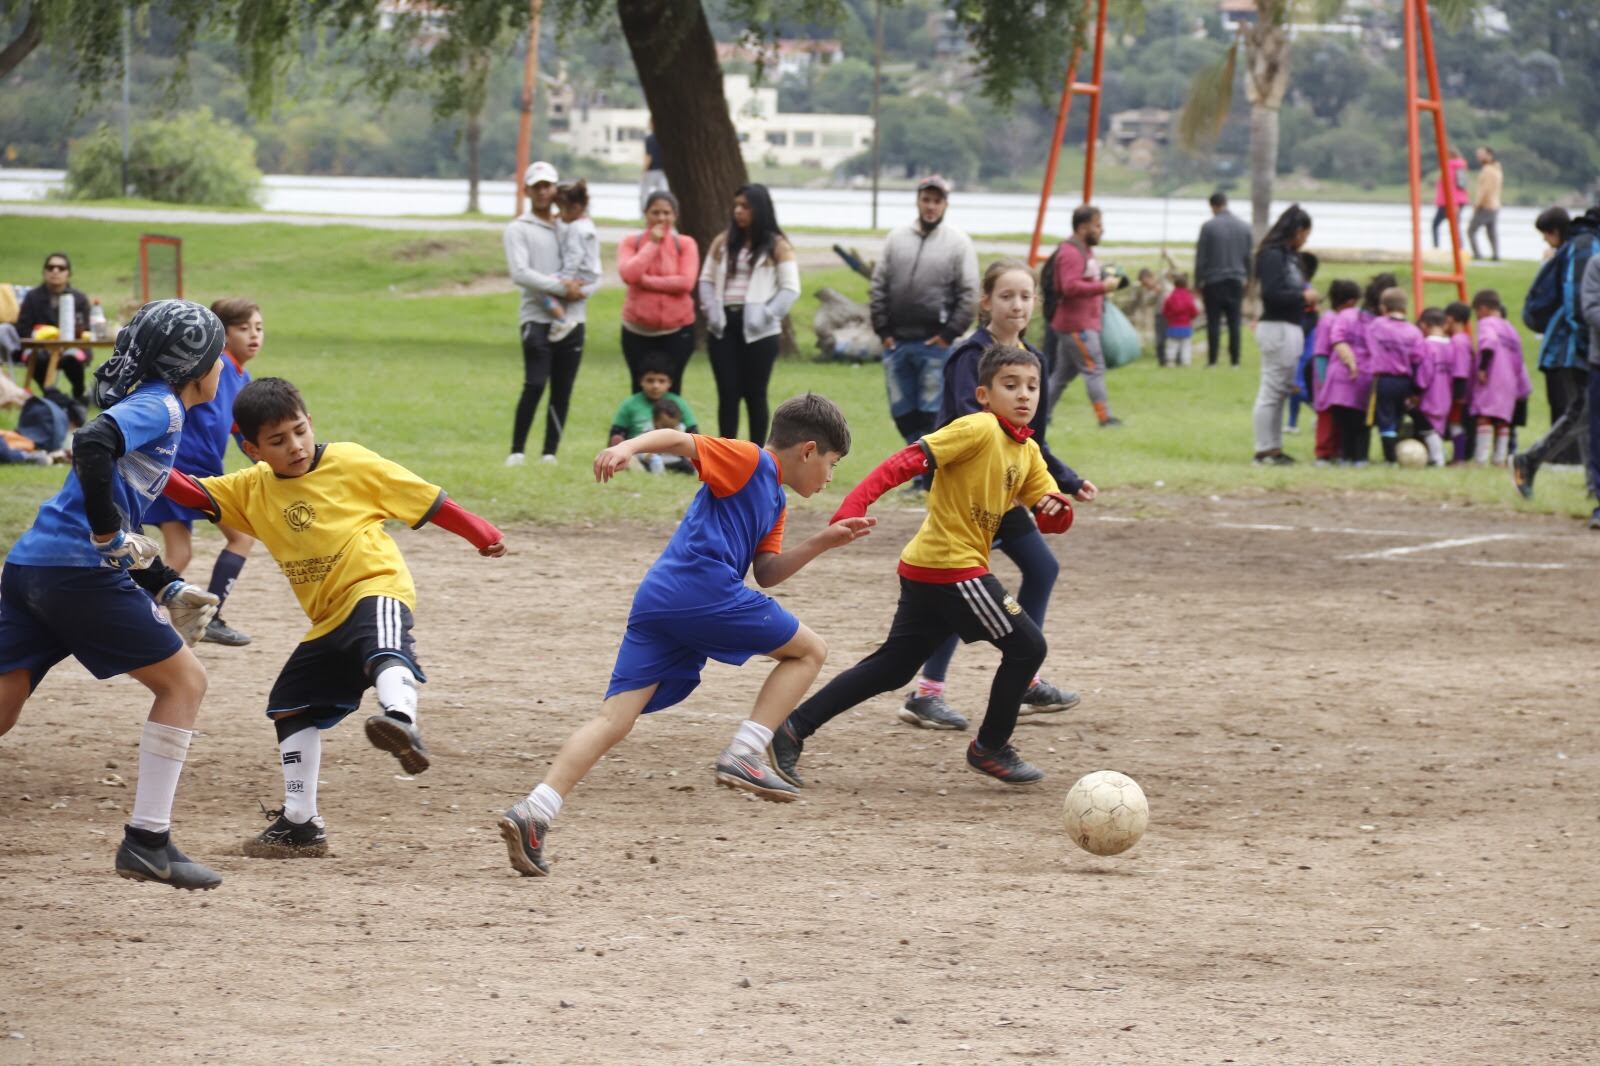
[1, 298, 228, 891]
[504, 160, 590, 467]
[870, 175, 980, 447]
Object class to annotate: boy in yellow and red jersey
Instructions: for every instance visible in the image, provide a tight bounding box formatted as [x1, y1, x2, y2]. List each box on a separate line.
[772, 345, 1092, 788]
[161, 377, 506, 858]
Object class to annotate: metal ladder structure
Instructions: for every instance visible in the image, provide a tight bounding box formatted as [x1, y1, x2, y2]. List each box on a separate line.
[1404, 0, 1469, 312]
[1026, 0, 1109, 268]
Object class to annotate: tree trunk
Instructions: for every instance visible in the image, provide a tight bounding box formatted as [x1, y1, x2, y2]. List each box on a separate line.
[0, 4, 43, 83]
[1248, 102, 1278, 244]
[616, 0, 748, 255]
[1243, 4, 1292, 245]
[466, 108, 482, 214]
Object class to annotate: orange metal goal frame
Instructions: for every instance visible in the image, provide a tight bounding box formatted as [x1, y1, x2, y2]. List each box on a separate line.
[138, 234, 184, 303]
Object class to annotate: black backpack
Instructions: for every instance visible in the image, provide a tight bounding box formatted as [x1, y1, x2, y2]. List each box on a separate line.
[1040, 247, 1061, 323]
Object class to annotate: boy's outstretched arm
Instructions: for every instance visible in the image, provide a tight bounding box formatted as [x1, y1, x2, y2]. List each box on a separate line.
[428, 498, 506, 558]
[830, 443, 929, 522]
[750, 516, 875, 588]
[595, 429, 696, 482]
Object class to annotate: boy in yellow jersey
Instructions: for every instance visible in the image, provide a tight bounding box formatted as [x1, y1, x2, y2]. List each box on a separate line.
[772, 345, 1091, 787]
[160, 378, 506, 857]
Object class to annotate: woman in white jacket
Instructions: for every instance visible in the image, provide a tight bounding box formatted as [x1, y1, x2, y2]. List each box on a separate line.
[697, 184, 800, 444]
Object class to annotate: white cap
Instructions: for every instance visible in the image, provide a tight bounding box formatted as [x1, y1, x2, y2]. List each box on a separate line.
[523, 161, 559, 187]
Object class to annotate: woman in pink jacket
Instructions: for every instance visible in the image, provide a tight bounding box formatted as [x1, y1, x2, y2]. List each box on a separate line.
[1432, 146, 1469, 249]
[616, 191, 700, 393]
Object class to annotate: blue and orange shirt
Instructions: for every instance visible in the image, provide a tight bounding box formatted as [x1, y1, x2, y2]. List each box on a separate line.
[173, 351, 250, 478]
[629, 437, 786, 618]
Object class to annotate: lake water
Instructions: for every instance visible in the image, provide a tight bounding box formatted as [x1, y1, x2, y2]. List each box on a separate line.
[0, 168, 1545, 260]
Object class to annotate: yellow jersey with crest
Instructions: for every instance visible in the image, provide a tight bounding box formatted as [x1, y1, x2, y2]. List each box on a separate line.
[900, 412, 1058, 579]
[195, 442, 444, 640]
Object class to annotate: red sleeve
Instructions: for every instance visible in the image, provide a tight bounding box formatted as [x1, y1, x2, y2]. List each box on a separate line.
[756, 505, 786, 556]
[1057, 244, 1103, 300]
[616, 234, 651, 285]
[163, 468, 219, 518]
[830, 443, 929, 522]
[692, 436, 763, 497]
[427, 497, 503, 550]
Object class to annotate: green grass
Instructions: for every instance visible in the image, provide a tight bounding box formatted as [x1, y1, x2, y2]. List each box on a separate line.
[1, 214, 1589, 552]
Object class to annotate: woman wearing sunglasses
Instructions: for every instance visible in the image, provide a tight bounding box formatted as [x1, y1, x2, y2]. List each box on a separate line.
[17, 252, 94, 403]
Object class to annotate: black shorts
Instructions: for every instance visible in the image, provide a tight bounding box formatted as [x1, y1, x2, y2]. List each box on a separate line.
[898, 572, 1030, 646]
[266, 595, 425, 730]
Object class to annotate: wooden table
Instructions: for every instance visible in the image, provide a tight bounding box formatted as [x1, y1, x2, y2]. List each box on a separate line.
[12, 339, 118, 391]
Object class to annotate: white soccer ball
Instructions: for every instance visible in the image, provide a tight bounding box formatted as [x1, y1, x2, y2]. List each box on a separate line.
[1396, 438, 1428, 468]
[1062, 770, 1149, 856]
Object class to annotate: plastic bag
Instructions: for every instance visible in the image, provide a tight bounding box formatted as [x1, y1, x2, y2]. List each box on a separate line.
[1100, 302, 1143, 369]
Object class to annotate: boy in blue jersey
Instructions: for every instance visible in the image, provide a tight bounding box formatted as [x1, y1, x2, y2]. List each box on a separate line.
[0, 300, 230, 891]
[500, 394, 874, 876]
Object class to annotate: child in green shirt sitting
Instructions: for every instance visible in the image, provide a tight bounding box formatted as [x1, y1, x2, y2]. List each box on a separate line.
[610, 358, 698, 474]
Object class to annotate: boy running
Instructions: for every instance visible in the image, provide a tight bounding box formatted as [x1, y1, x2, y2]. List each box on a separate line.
[160, 378, 506, 858]
[772, 345, 1075, 789]
[500, 394, 874, 877]
[1, 300, 228, 890]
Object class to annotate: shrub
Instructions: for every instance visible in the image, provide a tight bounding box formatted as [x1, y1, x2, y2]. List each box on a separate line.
[66, 107, 262, 207]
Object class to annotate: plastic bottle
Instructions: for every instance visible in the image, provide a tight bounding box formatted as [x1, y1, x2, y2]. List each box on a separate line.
[58, 292, 75, 340]
[89, 300, 106, 341]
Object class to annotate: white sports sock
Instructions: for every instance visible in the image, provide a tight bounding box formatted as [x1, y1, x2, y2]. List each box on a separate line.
[524, 782, 563, 824]
[1474, 425, 1493, 465]
[279, 725, 322, 823]
[374, 662, 418, 725]
[1492, 429, 1510, 465]
[129, 721, 193, 833]
[1423, 432, 1445, 465]
[729, 719, 773, 758]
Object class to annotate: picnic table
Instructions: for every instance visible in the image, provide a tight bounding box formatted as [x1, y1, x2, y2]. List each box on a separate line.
[8, 338, 118, 391]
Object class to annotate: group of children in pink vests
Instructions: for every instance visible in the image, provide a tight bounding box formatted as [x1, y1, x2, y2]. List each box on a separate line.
[1305, 272, 1529, 467]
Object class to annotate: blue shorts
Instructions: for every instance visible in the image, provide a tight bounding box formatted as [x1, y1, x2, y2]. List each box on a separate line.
[607, 592, 800, 714]
[142, 495, 202, 530]
[0, 562, 183, 689]
[266, 595, 425, 731]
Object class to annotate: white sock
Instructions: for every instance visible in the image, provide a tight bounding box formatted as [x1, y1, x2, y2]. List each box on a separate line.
[129, 721, 193, 833]
[1423, 432, 1445, 465]
[729, 719, 773, 758]
[1474, 425, 1493, 465]
[1492, 430, 1510, 465]
[279, 725, 321, 823]
[524, 782, 563, 824]
[374, 662, 418, 724]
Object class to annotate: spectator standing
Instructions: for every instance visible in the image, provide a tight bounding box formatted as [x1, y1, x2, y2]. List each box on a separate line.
[1580, 254, 1600, 529]
[1161, 273, 1199, 367]
[617, 190, 699, 393]
[1468, 146, 1503, 262]
[1049, 204, 1124, 426]
[1251, 205, 1316, 465]
[698, 184, 799, 444]
[504, 161, 597, 466]
[1513, 206, 1599, 498]
[639, 123, 669, 214]
[1432, 146, 1470, 248]
[1194, 192, 1252, 368]
[16, 252, 92, 402]
[870, 176, 979, 445]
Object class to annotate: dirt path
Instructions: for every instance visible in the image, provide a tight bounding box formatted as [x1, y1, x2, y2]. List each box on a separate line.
[2, 493, 1596, 1064]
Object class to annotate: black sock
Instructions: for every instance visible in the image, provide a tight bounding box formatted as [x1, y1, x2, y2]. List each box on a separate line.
[207, 549, 247, 608]
[125, 824, 169, 848]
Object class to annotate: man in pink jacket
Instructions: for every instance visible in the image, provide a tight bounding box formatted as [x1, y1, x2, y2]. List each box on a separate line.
[1048, 205, 1124, 427]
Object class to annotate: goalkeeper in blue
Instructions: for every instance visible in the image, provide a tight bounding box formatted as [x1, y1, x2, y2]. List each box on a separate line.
[0, 300, 230, 891]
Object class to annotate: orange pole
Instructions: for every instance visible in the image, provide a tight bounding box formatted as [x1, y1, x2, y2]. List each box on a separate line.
[513, 0, 545, 218]
[1404, 0, 1425, 312]
[1081, 0, 1109, 204]
[1026, 0, 1109, 266]
[1417, 0, 1468, 307]
[1028, 50, 1083, 267]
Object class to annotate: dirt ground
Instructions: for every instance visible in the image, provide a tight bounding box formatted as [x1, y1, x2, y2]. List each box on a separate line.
[2, 491, 1597, 1065]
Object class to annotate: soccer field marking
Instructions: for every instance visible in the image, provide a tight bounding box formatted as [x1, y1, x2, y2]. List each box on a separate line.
[1342, 533, 1523, 561]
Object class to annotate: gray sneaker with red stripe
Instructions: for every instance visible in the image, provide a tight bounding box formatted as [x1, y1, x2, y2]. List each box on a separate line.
[714, 747, 799, 802]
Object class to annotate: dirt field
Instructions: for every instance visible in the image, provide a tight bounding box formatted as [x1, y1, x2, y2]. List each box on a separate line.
[3, 491, 1597, 1065]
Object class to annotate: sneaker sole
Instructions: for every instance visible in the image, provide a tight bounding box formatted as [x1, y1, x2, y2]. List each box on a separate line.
[965, 763, 1046, 786]
[497, 817, 549, 878]
[764, 742, 804, 789]
[1511, 462, 1533, 499]
[200, 628, 252, 647]
[115, 868, 221, 891]
[896, 707, 967, 730]
[365, 717, 430, 775]
[1018, 695, 1082, 716]
[241, 837, 329, 859]
[715, 771, 798, 803]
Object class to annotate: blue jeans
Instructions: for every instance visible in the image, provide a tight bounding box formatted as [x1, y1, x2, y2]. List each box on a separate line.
[1588, 369, 1600, 503]
[921, 507, 1059, 683]
[883, 340, 949, 427]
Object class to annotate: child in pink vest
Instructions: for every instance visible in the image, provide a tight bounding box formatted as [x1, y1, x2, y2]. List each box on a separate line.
[1470, 290, 1532, 466]
[1413, 308, 1454, 465]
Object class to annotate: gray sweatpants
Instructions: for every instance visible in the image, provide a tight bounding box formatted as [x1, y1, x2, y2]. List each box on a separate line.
[1049, 328, 1112, 422]
[1252, 320, 1303, 455]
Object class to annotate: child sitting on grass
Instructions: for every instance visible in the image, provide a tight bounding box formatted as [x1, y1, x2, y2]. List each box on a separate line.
[610, 359, 700, 473]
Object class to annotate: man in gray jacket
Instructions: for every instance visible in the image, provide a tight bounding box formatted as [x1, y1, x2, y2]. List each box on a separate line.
[870, 175, 980, 444]
[1194, 192, 1252, 367]
[1581, 253, 1600, 529]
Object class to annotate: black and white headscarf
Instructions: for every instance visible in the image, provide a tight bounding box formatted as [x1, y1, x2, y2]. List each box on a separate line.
[91, 299, 224, 408]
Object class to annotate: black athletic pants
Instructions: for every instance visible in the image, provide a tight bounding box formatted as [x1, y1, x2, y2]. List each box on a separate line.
[1201, 278, 1244, 367]
[513, 321, 585, 456]
[621, 325, 695, 394]
[1332, 404, 1371, 464]
[708, 307, 780, 444]
[1524, 366, 1589, 470]
[785, 574, 1046, 753]
[29, 352, 87, 402]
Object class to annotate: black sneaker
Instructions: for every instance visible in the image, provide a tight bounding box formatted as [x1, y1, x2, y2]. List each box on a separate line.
[1099, 416, 1125, 428]
[242, 805, 328, 859]
[498, 799, 550, 877]
[1511, 453, 1536, 499]
[1019, 680, 1081, 715]
[1253, 451, 1296, 466]
[767, 719, 805, 788]
[965, 740, 1045, 785]
[898, 692, 970, 731]
[1589, 509, 1600, 531]
[115, 826, 223, 890]
[365, 713, 430, 774]
[714, 747, 798, 803]
[201, 617, 252, 646]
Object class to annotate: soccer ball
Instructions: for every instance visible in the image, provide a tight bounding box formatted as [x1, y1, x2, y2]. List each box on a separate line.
[1396, 439, 1428, 468]
[1062, 770, 1149, 856]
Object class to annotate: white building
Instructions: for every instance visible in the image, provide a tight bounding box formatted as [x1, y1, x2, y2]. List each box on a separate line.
[551, 74, 874, 172]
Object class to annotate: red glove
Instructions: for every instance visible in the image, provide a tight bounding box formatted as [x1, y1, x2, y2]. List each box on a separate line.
[162, 469, 217, 516]
[429, 497, 503, 551]
[831, 444, 929, 522]
[1032, 492, 1074, 535]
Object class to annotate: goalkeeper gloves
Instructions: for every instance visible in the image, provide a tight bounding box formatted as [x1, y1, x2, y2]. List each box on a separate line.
[93, 529, 161, 572]
[159, 581, 220, 646]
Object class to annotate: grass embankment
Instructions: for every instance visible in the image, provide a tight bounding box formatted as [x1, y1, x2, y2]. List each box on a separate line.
[1, 214, 1583, 551]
